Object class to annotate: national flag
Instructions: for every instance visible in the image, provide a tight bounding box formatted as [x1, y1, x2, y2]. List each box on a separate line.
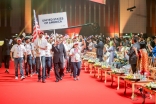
[32, 10, 41, 42]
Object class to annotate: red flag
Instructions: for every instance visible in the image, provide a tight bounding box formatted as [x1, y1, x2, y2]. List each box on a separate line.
[90, 0, 106, 4]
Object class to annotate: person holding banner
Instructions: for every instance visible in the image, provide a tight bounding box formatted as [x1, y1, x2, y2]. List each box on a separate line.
[34, 32, 48, 83]
[52, 38, 67, 82]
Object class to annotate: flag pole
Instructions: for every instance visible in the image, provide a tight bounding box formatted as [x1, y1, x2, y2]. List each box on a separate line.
[54, 29, 56, 42]
[33, 9, 42, 70]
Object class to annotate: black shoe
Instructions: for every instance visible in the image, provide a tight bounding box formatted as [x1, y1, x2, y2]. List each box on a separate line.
[5, 70, 9, 73]
[42, 80, 46, 83]
[59, 78, 62, 80]
[55, 80, 59, 82]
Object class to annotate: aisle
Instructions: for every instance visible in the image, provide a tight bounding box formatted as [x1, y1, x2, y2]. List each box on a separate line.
[0, 62, 154, 104]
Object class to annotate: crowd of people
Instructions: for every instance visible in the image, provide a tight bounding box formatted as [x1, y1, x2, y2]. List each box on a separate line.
[1, 32, 156, 83]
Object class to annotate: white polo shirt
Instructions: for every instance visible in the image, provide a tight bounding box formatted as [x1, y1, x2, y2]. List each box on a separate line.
[34, 37, 48, 57]
[45, 43, 52, 57]
[11, 44, 26, 58]
[70, 48, 81, 62]
[24, 43, 33, 55]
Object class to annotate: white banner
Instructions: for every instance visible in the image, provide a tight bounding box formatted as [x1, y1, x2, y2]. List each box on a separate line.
[38, 12, 68, 30]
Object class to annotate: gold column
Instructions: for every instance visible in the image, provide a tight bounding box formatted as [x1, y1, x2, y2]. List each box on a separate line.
[25, 0, 32, 33]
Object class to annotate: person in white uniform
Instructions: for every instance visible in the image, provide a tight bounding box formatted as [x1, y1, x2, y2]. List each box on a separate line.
[69, 42, 82, 81]
[34, 32, 48, 83]
[45, 36, 52, 78]
[24, 37, 33, 77]
[10, 38, 27, 80]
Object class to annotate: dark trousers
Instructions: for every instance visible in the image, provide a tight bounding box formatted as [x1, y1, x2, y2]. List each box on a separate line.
[131, 64, 137, 74]
[36, 56, 46, 81]
[66, 56, 71, 72]
[25, 55, 32, 75]
[45, 57, 52, 77]
[4, 55, 10, 69]
[54, 62, 64, 80]
[97, 55, 103, 62]
[72, 61, 81, 78]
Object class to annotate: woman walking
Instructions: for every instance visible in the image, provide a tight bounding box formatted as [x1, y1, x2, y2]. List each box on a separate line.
[69, 42, 82, 81]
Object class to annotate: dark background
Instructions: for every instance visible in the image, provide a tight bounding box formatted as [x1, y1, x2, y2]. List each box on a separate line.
[0, 0, 155, 40]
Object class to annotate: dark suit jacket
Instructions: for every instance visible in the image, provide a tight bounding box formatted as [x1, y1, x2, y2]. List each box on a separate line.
[128, 42, 140, 64]
[52, 43, 67, 63]
[94, 41, 104, 56]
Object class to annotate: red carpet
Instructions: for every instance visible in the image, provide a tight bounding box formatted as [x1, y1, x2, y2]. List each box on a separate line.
[0, 61, 155, 104]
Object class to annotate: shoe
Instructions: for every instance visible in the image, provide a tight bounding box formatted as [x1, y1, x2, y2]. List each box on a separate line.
[55, 80, 59, 82]
[74, 78, 77, 81]
[37, 79, 41, 82]
[76, 77, 80, 80]
[21, 76, 25, 80]
[42, 80, 46, 83]
[15, 76, 18, 80]
[59, 78, 62, 80]
[70, 73, 73, 76]
[5, 70, 9, 73]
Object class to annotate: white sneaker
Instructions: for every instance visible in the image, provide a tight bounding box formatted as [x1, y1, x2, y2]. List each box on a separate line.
[76, 77, 80, 80]
[21, 76, 25, 80]
[15, 77, 18, 80]
[74, 78, 77, 81]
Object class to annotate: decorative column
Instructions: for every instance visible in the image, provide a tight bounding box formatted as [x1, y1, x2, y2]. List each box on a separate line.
[25, 0, 32, 33]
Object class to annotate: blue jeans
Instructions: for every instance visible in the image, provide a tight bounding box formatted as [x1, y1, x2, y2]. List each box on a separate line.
[32, 58, 36, 73]
[45, 57, 52, 77]
[25, 55, 32, 75]
[72, 61, 81, 78]
[14, 57, 24, 77]
[36, 56, 46, 80]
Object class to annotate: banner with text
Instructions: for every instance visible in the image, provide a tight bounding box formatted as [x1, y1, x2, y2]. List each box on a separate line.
[38, 12, 68, 30]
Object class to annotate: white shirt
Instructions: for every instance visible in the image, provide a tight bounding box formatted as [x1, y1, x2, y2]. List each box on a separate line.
[70, 48, 81, 62]
[34, 37, 48, 57]
[11, 44, 26, 58]
[88, 42, 93, 50]
[31, 42, 36, 57]
[24, 43, 33, 55]
[64, 43, 73, 52]
[45, 43, 52, 57]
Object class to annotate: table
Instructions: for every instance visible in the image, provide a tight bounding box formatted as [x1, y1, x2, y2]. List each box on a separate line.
[141, 86, 156, 104]
[83, 60, 89, 72]
[88, 62, 95, 74]
[101, 68, 111, 83]
[111, 73, 125, 90]
[123, 78, 151, 100]
[93, 66, 102, 78]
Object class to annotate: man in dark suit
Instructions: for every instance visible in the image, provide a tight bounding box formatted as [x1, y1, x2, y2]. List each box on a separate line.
[52, 38, 67, 82]
[128, 37, 140, 74]
[94, 38, 104, 62]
